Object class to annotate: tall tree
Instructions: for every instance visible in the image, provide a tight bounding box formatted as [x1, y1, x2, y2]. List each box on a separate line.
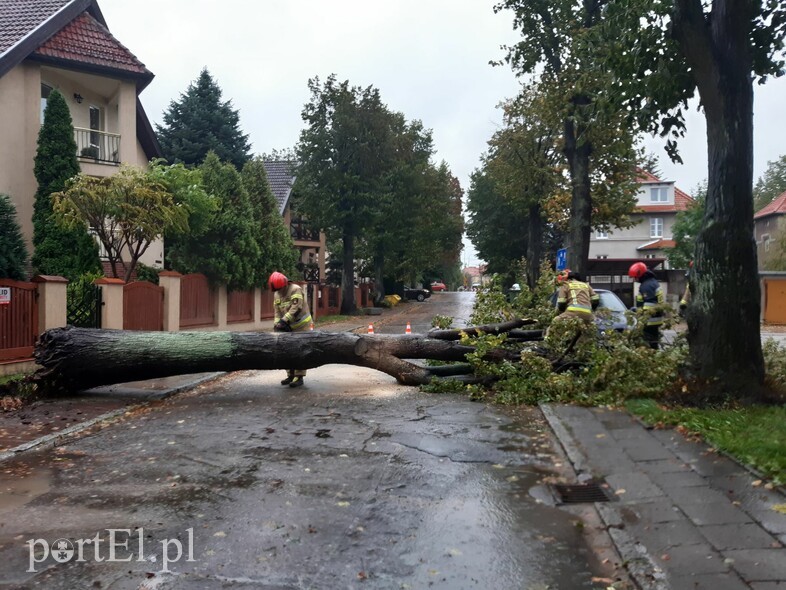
[753, 154, 786, 212]
[0, 194, 28, 280]
[168, 152, 261, 290]
[241, 157, 298, 278]
[494, 0, 639, 278]
[295, 76, 397, 313]
[482, 89, 563, 287]
[602, 0, 785, 396]
[32, 89, 100, 279]
[157, 68, 252, 169]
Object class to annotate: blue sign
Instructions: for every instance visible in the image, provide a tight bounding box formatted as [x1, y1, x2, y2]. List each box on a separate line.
[556, 248, 567, 271]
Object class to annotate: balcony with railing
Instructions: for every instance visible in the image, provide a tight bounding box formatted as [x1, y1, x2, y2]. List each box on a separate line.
[290, 218, 320, 243]
[74, 127, 120, 164]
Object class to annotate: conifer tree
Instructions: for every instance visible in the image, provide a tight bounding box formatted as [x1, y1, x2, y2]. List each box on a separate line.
[32, 89, 100, 279]
[0, 194, 28, 280]
[157, 68, 252, 169]
[241, 158, 297, 278]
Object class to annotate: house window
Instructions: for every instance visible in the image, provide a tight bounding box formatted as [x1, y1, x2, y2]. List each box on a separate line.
[89, 105, 101, 147]
[763, 233, 771, 252]
[40, 83, 52, 123]
[596, 229, 608, 239]
[644, 254, 657, 259]
[596, 255, 608, 259]
[650, 187, 668, 203]
[650, 217, 663, 238]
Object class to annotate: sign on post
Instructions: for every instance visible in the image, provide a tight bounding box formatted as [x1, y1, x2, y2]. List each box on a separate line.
[0, 286, 10, 305]
[556, 248, 568, 271]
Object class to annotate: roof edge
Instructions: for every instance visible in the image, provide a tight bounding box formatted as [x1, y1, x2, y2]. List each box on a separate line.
[136, 98, 162, 161]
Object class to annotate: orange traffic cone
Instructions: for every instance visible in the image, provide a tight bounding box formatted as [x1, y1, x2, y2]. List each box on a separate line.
[368, 323, 374, 334]
[310, 321, 315, 331]
[405, 322, 412, 335]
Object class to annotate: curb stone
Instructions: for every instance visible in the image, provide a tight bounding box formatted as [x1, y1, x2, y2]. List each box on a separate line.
[0, 372, 225, 463]
[540, 403, 664, 590]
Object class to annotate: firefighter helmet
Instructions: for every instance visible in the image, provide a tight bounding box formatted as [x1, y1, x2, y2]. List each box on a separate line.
[268, 271, 288, 291]
[628, 262, 648, 280]
[556, 269, 571, 284]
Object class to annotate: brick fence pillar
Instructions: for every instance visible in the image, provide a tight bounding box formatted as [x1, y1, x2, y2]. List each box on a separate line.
[158, 271, 182, 332]
[31, 275, 68, 333]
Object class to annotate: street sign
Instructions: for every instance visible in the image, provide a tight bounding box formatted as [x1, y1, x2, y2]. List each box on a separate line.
[556, 248, 567, 271]
[0, 286, 10, 305]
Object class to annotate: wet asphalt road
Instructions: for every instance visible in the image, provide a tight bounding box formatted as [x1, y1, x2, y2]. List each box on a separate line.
[0, 293, 615, 589]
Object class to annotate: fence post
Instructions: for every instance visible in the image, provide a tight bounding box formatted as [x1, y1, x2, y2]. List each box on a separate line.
[158, 271, 182, 332]
[216, 285, 228, 330]
[95, 278, 125, 330]
[31, 275, 68, 333]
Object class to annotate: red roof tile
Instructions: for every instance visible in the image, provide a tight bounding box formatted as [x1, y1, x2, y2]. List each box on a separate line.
[754, 190, 786, 220]
[637, 239, 676, 251]
[32, 12, 150, 77]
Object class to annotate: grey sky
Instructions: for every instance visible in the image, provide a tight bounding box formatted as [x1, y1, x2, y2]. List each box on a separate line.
[99, 0, 785, 267]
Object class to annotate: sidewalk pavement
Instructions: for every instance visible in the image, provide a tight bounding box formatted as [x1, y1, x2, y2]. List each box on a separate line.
[542, 404, 786, 590]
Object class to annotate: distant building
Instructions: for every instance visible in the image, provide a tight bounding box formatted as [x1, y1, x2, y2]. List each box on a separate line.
[754, 190, 786, 270]
[588, 170, 694, 269]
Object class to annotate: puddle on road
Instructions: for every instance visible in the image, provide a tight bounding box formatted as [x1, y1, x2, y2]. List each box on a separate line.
[0, 448, 87, 513]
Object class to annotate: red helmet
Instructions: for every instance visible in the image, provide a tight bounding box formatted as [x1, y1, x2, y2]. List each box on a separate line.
[268, 271, 288, 291]
[556, 269, 571, 284]
[628, 262, 648, 280]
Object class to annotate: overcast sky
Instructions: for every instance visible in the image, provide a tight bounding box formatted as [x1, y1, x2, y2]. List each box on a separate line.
[98, 0, 786, 267]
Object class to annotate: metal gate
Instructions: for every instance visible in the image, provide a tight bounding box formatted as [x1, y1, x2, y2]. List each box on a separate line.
[67, 283, 102, 328]
[0, 279, 38, 361]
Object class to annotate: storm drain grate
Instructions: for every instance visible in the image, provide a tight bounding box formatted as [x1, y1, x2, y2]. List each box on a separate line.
[551, 482, 615, 504]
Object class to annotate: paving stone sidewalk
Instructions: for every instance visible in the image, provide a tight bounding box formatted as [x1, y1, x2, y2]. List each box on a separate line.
[542, 404, 786, 590]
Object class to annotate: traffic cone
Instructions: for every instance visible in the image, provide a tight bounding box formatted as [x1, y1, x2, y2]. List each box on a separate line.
[405, 322, 412, 335]
[368, 323, 374, 334]
[310, 321, 315, 331]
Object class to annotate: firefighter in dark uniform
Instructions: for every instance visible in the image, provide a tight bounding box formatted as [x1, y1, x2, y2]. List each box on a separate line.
[628, 262, 665, 349]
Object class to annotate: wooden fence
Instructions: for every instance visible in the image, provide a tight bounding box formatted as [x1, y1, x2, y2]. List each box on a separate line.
[123, 281, 163, 331]
[227, 290, 254, 324]
[180, 274, 216, 328]
[0, 280, 38, 362]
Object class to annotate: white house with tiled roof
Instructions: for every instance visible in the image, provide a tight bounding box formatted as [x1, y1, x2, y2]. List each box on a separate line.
[0, 0, 162, 270]
[754, 190, 786, 270]
[588, 170, 694, 269]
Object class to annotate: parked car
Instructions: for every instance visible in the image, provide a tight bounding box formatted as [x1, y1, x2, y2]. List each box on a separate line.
[404, 287, 431, 302]
[430, 281, 447, 292]
[550, 288, 634, 332]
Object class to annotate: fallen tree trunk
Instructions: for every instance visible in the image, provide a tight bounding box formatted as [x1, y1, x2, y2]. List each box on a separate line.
[34, 325, 523, 393]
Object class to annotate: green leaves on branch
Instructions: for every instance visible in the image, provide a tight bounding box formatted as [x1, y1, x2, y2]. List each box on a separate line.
[53, 166, 189, 282]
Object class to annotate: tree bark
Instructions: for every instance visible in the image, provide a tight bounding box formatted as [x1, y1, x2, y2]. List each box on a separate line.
[34, 326, 522, 393]
[340, 227, 356, 314]
[526, 202, 543, 288]
[673, 0, 765, 396]
[563, 99, 593, 279]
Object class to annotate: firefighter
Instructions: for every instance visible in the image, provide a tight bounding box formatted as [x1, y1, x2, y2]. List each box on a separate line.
[553, 269, 600, 326]
[269, 271, 313, 388]
[628, 262, 664, 349]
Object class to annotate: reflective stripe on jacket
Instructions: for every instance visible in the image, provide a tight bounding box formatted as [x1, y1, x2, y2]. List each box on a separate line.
[636, 275, 665, 326]
[557, 280, 599, 315]
[274, 283, 312, 331]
